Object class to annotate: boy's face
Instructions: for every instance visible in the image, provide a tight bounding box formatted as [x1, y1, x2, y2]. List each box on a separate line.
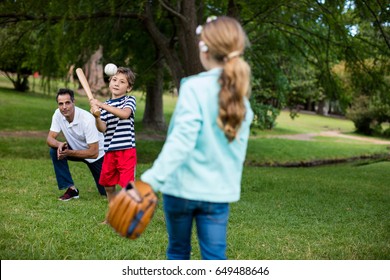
[109, 73, 131, 98]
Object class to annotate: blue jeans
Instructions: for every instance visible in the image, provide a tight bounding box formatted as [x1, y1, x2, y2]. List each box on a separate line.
[163, 194, 229, 260]
[49, 148, 106, 196]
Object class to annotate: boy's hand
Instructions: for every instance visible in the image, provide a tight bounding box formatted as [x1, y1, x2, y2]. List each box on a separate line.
[89, 98, 101, 117]
[90, 105, 100, 117]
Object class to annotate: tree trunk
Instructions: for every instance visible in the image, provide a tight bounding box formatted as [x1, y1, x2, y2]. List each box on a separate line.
[13, 73, 29, 92]
[142, 1, 202, 90]
[139, 1, 202, 131]
[176, 0, 203, 76]
[80, 45, 106, 96]
[316, 100, 325, 115]
[142, 53, 166, 131]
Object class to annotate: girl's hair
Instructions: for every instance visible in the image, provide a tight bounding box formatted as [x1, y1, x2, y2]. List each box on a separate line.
[111, 67, 136, 88]
[200, 16, 251, 142]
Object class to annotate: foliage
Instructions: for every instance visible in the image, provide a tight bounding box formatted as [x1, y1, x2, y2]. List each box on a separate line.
[346, 95, 390, 137]
[250, 93, 280, 130]
[243, 0, 389, 126]
[0, 0, 389, 131]
[0, 22, 34, 91]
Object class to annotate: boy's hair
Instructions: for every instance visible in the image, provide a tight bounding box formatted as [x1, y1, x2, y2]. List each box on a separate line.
[56, 88, 75, 102]
[200, 16, 251, 142]
[113, 67, 136, 88]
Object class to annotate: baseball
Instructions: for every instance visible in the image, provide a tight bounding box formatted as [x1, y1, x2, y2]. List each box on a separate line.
[104, 63, 118, 76]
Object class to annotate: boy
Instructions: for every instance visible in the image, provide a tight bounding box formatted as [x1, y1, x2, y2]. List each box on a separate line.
[90, 67, 137, 204]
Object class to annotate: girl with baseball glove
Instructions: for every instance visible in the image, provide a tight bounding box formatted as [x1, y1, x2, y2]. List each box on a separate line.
[141, 16, 253, 260]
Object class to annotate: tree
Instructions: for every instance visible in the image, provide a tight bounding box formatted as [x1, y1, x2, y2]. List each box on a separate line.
[1, 0, 389, 133]
[0, 0, 208, 130]
[0, 22, 33, 91]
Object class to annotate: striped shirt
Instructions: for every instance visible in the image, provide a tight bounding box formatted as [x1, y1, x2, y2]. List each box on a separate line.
[100, 95, 136, 152]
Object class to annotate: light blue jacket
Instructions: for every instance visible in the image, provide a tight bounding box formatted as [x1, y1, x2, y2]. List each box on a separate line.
[141, 68, 253, 203]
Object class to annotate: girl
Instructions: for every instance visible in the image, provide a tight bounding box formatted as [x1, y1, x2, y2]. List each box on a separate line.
[141, 16, 253, 260]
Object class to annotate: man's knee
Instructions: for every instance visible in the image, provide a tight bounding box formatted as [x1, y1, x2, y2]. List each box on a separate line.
[49, 147, 57, 159]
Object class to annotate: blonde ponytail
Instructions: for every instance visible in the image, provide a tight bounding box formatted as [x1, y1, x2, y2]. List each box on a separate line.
[200, 16, 251, 142]
[217, 57, 251, 142]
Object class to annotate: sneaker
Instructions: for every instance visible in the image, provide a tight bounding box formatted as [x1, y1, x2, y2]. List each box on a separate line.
[59, 187, 79, 201]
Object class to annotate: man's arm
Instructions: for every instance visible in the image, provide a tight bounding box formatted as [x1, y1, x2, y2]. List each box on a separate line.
[47, 130, 99, 160]
[58, 142, 99, 160]
[47, 130, 64, 149]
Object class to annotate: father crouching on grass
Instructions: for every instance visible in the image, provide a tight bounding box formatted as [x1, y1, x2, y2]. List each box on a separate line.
[47, 88, 106, 201]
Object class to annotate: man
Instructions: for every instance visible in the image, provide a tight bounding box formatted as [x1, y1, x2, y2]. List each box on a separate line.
[47, 88, 106, 201]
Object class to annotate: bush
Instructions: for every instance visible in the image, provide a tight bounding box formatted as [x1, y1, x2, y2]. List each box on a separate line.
[250, 102, 280, 130]
[346, 95, 373, 134]
[346, 95, 390, 138]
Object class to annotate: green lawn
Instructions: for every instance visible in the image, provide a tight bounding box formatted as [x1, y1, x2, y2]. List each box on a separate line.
[0, 85, 389, 260]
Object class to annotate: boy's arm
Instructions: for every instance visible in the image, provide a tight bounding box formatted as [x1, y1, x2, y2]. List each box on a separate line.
[90, 98, 132, 119]
[100, 103, 132, 119]
[93, 113, 107, 133]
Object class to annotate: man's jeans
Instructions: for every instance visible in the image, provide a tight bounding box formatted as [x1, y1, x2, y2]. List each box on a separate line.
[50, 148, 106, 196]
[163, 194, 229, 260]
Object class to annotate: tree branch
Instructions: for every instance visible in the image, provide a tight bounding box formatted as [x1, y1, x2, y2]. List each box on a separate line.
[0, 11, 142, 25]
[158, 0, 187, 22]
[361, 0, 390, 50]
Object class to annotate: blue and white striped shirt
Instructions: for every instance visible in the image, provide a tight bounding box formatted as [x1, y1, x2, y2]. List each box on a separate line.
[100, 95, 136, 152]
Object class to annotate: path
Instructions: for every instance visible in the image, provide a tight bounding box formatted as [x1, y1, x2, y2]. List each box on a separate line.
[1, 130, 390, 145]
[0, 130, 166, 141]
[267, 130, 390, 145]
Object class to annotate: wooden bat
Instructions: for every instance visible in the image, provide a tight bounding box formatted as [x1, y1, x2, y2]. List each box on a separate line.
[75, 68, 101, 117]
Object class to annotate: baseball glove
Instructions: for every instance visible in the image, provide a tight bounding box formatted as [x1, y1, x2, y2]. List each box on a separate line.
[106, 181, 158, 240]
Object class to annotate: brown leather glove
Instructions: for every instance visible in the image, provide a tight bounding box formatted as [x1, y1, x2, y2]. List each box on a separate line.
[106, 181, 158, 239]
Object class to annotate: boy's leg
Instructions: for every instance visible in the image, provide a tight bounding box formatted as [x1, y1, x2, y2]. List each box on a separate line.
[118, 148, 137, 188]
[98, 152, 119, 203]
[105, 186, 116, 203]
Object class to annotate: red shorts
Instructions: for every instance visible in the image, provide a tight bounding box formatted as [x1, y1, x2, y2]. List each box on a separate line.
[99, 148, 137, 188]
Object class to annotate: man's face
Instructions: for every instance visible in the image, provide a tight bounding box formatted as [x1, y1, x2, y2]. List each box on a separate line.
[57, 94, 75, 120]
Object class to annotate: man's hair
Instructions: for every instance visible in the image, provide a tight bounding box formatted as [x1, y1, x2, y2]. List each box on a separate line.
[56, 88, 75, 102]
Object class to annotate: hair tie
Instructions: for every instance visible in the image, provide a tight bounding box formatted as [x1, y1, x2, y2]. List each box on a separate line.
[195, 16, 218, 35]
[225, 51, 241, 61]
[198, 41, 208, 52]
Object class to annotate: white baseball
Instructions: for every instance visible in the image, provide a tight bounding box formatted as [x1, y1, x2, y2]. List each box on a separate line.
[104, 63, 118, 76]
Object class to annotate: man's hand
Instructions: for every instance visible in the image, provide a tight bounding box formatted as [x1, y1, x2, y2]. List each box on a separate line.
[57, 142, 68, 160]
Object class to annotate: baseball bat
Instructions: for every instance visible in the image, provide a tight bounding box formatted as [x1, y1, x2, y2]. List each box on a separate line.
[75, 68, 101, 117]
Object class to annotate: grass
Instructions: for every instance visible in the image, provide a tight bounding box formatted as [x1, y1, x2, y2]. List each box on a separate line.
[1, 159, 389, 259]
[266, 111, 355, 134]
[0, 84, 389, 260]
